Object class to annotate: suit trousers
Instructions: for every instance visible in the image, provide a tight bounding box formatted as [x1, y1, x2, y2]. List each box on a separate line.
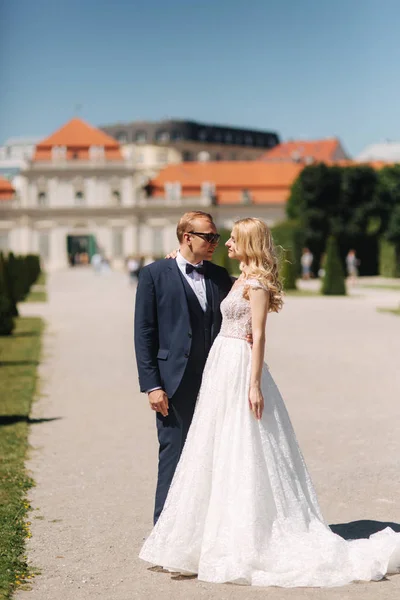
[154, 364, 204, 524]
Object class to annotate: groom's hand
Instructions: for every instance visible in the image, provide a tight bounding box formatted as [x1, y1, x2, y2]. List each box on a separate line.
[148, 389, 169, 417]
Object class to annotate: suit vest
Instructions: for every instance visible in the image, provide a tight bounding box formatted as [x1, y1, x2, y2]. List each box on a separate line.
[177, 270, 214, 374]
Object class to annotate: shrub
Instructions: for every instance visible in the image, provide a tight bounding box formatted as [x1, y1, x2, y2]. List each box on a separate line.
[379, 239, 399, 277]
[322, 237, 347, 295]
[212, 229, 238, 275]
[280, 248, 297, 290]
[271, 220, 305, 278]
[0, 294, 15, 335]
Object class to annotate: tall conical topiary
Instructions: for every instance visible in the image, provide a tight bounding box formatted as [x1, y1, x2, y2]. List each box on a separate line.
[322, 236, 347, 295]
[280, 248, 297, 290]
[2, 252, 19, 316]
[0, 253, 15, 335]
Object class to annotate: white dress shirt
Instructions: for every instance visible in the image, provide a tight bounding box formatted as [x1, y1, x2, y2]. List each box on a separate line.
[176, 251, 208, 312]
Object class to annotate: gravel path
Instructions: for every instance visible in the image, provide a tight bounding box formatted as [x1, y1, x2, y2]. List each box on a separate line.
[17, 269, 400, 600]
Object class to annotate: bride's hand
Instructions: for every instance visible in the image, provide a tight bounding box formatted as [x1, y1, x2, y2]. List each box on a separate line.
[165, 249, 179, 259]
[249, 385, 264, 420]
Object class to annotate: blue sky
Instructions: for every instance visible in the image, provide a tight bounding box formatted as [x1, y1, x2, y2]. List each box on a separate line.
[1, 0, 399, 155]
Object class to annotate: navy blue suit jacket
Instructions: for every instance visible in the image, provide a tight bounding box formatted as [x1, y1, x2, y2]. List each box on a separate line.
[134, 258, 233, 398]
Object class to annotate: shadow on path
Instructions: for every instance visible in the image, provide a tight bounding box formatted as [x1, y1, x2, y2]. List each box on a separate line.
[0, 415, 62, 427]
[0, 360, 40, 367]
[330, 519, 400, 539]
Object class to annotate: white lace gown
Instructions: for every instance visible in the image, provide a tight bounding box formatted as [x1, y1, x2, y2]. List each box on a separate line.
[139, 279, 400, 587]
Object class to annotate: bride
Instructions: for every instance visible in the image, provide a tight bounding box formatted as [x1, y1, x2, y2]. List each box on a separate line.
[140, 217, 400, 587]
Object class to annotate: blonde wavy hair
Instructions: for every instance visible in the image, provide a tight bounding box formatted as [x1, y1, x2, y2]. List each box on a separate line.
[232, 218, 283, 313]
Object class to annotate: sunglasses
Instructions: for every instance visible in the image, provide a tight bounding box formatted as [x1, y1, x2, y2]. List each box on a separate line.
[189, 231, 221, 244]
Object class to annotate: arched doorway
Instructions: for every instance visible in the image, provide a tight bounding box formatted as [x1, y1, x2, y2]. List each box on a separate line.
[67, 234, 97, 266]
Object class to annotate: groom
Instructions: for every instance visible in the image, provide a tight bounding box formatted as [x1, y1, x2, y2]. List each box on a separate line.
[134, 211, 233, 523]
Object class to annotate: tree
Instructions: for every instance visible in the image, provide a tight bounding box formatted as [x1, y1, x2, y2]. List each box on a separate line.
[322, 237, 347, 295]
[287, 164, 381, 276]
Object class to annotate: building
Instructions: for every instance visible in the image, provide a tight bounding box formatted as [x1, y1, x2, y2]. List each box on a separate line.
[0, 118, 144, 270]
[101, 119, 280, 177]
[0, 136, 42, 180]
[260, 138, 349, 164]
[0, 177, 16, 251]
[143, 160, 303, 235]
[356, 141, 400, 163]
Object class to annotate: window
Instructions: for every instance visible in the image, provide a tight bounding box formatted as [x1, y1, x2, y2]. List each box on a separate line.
[235, 135, 243, 144]
[198, 129, 207, 141]
[115, 131, 128, 144]
[214, 131, 222, 142]
[135, 130, 147, 143]
[155, 130, 170, 143]
[201, 181, 216, 199]
[256, 136, 265, 146]
[0, 232, 9, 252]
[245, 135, 253, 145]
[197, 151, 210, 162]
[241, 189, 252, 204]
[112, 229, 124, 257]
[52, 145, 66, 161]
[135, 152, 144, 164]
[157, 151, 168, 164]
[75, 191, 85, 205]
[89, 146, 105, 160]
[38, 232, 50, 260]
[38, 192, 47, 206]
[164, 182, 181, 201]
[224, 132, 233, 143]
[112, 190, 121, 204]
[171, 130, 183, 141]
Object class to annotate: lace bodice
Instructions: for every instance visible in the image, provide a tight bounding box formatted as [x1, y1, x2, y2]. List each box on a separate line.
[219, 278, 268, 340]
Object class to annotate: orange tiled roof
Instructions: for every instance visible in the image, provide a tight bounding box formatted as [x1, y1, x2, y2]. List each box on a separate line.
[260, 138, 345, 164]
[33, 118, 122, 161]
[150, 161, 303, 205]
[0, 176, 15, 201]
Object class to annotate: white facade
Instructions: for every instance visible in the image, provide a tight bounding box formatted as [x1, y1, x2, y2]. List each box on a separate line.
[0, 137, 42, 179]
[357, 141, 400, 163]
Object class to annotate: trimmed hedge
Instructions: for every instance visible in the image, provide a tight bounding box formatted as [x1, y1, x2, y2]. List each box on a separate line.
[212, 229, 238, 275]
[322, 237, 347, 295]
[280, 247, 297, 290]
[0, 253, 41, 336]
[271, 220, 305, 278]
[379, 239, 399, 277]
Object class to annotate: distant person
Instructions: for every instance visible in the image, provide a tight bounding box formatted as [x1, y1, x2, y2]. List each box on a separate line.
[101, 256, 111, 273]
[301, 247, 313, 280]
[127, 256, 140, 284]
[91, 253, 102, 274]
[318, 252, 327, 278]
[346, 249, 359, 284]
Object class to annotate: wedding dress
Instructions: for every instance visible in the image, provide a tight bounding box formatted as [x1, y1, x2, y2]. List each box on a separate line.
[140, 279, 400, 587]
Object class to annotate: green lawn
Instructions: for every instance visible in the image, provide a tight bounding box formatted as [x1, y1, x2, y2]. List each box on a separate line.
[0, 318, 43, 599]
[377, 307, 400, 316]
[23, 291, 47, 303]
[284, 289, 319, 297]
[22, 272, 47, 303]
[361, 284, 400, 291]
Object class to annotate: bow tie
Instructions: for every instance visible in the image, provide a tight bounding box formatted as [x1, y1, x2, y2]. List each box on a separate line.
[186, 263, 205, 275]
